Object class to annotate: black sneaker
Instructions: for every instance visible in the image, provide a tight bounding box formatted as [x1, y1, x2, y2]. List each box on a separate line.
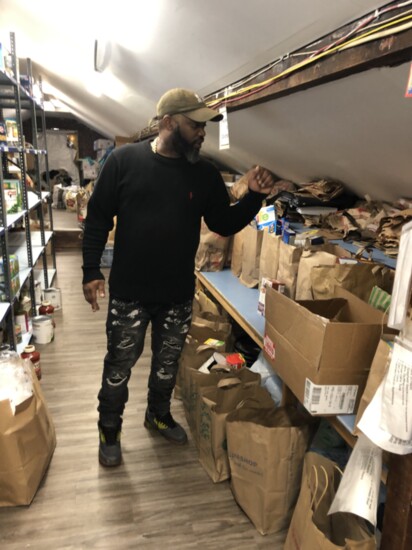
[144, 409, 188, 445]
[98, 422, 122, 467]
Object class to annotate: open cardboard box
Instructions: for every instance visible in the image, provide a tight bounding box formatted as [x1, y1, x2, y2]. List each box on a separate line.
[263, 286, 388, 415]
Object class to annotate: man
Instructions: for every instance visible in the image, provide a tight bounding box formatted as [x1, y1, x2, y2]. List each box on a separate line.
[82, 88, 275, 467]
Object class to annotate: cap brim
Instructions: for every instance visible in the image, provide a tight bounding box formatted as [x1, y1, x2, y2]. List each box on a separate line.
[184, 107, 223, 122]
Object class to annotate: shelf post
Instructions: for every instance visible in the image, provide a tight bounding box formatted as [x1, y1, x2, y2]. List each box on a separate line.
[380, 452, 412, 549]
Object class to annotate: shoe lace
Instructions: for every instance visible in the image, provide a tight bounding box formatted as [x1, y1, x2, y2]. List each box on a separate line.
[100, 426, 121, 445]
[157, 412, 177, 429]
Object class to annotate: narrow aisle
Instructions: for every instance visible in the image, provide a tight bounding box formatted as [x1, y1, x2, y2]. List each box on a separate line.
[0, 249, 285, 549]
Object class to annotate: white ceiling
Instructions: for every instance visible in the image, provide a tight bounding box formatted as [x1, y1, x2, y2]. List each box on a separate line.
[1, 0, 410, 201]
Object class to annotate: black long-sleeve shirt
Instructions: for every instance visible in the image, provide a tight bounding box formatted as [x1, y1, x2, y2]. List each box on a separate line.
[82, 140, 265, 303]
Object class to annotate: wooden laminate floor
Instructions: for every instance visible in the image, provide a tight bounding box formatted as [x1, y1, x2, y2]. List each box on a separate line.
[0, 250, 287, 549]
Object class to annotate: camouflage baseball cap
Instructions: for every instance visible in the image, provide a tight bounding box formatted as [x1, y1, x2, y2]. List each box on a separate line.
[156, 88, 223, 122]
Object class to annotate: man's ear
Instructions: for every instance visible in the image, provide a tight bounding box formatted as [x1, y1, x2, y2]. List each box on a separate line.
[162, 114, 176, 131]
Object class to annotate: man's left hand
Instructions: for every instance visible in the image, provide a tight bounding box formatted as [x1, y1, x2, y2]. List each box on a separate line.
[247, 165, 275, 195]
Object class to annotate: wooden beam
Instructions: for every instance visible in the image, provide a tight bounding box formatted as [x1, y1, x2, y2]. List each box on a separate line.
[222, 28, 412, 112]
[381, 453, 412, 550]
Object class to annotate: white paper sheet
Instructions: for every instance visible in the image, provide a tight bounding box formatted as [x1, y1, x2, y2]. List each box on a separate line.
[388, 220, 412, 330]
[357, 372, 412, 455]
[219, 106, 230, 150]
[0, 360, 33, 414]
[328, 434, 382, 526]
[381, 340, 412, 440]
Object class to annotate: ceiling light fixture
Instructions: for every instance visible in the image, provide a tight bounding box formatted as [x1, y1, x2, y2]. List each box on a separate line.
[94, 39, 111, 72]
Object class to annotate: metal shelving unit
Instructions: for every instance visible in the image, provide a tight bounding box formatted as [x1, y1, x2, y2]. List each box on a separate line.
[0, 32, 56, 351]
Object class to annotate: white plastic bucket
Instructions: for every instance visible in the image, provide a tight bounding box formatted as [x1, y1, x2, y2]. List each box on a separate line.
[32, 315, 54, 344]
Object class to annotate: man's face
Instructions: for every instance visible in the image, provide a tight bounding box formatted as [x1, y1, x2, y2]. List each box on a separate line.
[170, 115, 206, 163]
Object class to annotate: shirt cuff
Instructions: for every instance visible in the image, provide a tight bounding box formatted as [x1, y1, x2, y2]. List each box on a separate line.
[82, 267, 105, 285]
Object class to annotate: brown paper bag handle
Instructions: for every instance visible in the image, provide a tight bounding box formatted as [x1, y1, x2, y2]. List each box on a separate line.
[209, 365, 231, 373]
[310, 464, 343, 509]
[217, 378, 242, 389]
[309, 465, 323, 509]
[235, 396, 261, 410]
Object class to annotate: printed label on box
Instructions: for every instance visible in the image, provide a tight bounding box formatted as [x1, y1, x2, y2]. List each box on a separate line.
[263, 334, 275, 360]
[381, 341, 412, 440]
[304, 379, 358, 414]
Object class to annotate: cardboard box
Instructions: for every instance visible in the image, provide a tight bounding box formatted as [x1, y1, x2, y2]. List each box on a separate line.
[263, 287, 386, 415]
[115, 135, 134, 148]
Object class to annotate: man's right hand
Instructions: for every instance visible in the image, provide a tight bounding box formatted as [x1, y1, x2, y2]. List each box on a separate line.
[83, 279, 106, 312]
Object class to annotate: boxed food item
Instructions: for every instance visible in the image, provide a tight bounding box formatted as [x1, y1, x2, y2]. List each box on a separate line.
[5, 118, 18, 142]
[0, 254, 20, 278]
[255, 205, 276, 231]
[0, 121, 7, 142]
[199, 351, 246, 373]
[263, 286, 387, 415]
[0, 272, 20, 299]
[257, 277, 285, 316]
[3, 179, 22, 214]
[93, 138, 114, 151]
[80, 158, 99, 180]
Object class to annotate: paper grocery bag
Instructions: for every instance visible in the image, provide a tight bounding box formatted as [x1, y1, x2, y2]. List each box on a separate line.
[259, 231, 281, 284]
[192, 289, 221, 318]
[175, 334, 227, 404]
[190, 311, 232, 340]
[189, 367, 261, 449]
[226, 405, 314, 535]
[239, 224, 263, 288]
[195, 218, 231, 272]
[311, 263, 393, 302]
[175, 311, 233, 401]
[284, 452, 376, 549]
[198, 382, 274, 483]
[296, 249, 339, 300]
[230, 227, 245, 277]
[188, 311, 232, 348]
[277, 240, 303, 299]
[0, 369, 56, 507]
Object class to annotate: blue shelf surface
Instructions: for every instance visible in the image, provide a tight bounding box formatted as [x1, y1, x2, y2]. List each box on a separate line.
[336, 413, 356, 433]
[198, 269, 265, 339]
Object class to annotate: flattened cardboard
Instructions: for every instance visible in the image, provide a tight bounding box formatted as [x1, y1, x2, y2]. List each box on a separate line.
[263, 287, 386, 415]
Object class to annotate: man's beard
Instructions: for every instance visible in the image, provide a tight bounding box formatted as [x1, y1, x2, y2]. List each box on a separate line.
[171, 126, 201, 164]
